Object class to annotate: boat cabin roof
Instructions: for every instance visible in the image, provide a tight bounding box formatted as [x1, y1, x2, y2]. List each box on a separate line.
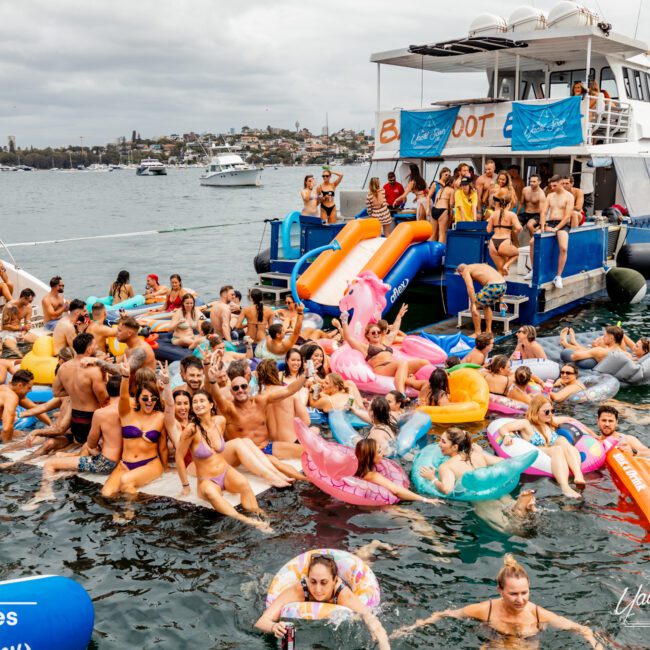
[210, 154, 243, 165]
[371, 26, 649, 74]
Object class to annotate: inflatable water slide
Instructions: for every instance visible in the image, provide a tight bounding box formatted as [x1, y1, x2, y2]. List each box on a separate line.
[295, 218, 444, 316]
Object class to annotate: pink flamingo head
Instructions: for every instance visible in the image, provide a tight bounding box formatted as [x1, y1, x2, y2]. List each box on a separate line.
[339, 272, 390, 332]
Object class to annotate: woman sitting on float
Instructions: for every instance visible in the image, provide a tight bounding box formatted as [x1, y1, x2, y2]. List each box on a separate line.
[483, 356, 532, 404]
[308, 372, 365, 412]
[169, 293, 204, 349]
[274, 294, 339, 342]
[255, 552, 390, 650]
[549, 362, 586, 403]
[355, 438, 439, 505]
[418, 368, 451, 406]
[347, 396, 400, 454]
[512, 325, 548, 360]
[340, 311, 428, 396]
[499, 396, 585, 499]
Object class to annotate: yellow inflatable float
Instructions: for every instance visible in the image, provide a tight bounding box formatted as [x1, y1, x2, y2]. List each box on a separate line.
[21, 336, 57, 385]
[418, 367, 489, 424]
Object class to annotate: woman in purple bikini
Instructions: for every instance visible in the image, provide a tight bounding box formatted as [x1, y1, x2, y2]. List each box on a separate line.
[175, 389, 272, 532]
[102, 363, 168, 498]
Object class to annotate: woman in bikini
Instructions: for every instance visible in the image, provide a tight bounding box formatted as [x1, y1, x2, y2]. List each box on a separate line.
[487, 196, 522, 276]
[102, 364, 167, 498]
[234, 288, 274, 344]
[308, 372, 364, 411]
[348, 395, 399, 456]
[393, 163, 430, 221]
[340, 313, 428, 395]
[392, 554, 603, 648]
[300, 174, 320, 217]
[417, 368, 451, 406]
[550, 362, 586, 403]
[489, 171, 516, 211]
[499, 395, 585, 498]
[169, 293, 203, 348]
[366, 177, 394, 237]
[318, 169, 344, 224]
[109, 270, 134, 305]
[482, 355, 531, 405]
[175, 388, 272, 532]
[256, 552, 390, 649]
[429, 173, 454, 243]
[274, 294, 336, 341]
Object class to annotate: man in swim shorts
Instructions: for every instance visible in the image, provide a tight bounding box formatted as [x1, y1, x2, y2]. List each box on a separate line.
[41, 276, 68, 332]
[560, 326, 630, 364]
[594, 405, 650, 458]
[561, 175, 585, 227]
[53, 333, 108, 445]
[1, 288, 38, 351]
[521, 174, 545, 237]
[0, 369, 36, 443]
[52, 298, 87, 355]
[456, 263, 507, 337]
[32, 376, 123, 503]
[206, 349, 305, 472]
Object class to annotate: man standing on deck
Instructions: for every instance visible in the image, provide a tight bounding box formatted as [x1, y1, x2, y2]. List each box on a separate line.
[521, 174, 546, 237]
[53, 333, 108, 446]
[524, 175, 574, 289]
[383, 172, 405, 214]
[52, 298, 87, 355]
[475, 160, 496, 215]
[507, 165, 525, 209]
[42, 276, 68, 331]
[456, 264, 507, 337]
[210, 285, 236, 341]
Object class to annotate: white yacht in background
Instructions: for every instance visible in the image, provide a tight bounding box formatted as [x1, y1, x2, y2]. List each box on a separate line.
[200, 146, 262, 187]
[136, 158, 167, 176]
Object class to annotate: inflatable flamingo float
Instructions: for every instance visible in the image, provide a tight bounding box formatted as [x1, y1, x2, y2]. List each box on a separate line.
[328, 272, 445, 395]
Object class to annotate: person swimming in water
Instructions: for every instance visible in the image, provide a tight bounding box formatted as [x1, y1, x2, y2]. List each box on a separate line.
[391, 553, 603, 648]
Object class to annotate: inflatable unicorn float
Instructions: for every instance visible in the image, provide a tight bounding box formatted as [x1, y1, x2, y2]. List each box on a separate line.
[328, 271, 445, 395]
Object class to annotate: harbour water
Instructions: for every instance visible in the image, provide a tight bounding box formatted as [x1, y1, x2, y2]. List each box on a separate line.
[1, 168, 649, 649]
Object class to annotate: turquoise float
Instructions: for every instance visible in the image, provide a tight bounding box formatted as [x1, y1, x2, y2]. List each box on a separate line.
[411, 444, 538, 501]
[281, 210, 302, 260]
[329, 409, 431, 457]
[86, 294, 145, 313]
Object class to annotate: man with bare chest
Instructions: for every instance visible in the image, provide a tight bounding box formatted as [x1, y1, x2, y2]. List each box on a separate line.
[475, 160, 496, 214]
[521, 174, 546, 236]
[42, 276, 68, 331]
[53, 333, 108, 445]
[210, 285, 236, 341]
[524, 175, 574, 289]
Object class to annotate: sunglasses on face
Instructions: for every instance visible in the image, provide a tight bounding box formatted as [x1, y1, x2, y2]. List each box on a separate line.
[141, 395, 159, 403]
[231, 383, 248, 392]
[541, 408, 554, 414]
[369, 330, 380, 335]
[560, 370, 576, 376]
[322, 174, 330, 178]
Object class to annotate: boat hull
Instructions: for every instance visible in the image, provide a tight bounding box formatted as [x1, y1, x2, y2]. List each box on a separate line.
[200, 168, 262, 186]
[136, 167, 167, 176]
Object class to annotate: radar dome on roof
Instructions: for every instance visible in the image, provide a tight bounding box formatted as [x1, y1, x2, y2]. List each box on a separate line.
[508, 6, 548, 32]
[547, 1, 600, 29]
[468, 14, 508, 37]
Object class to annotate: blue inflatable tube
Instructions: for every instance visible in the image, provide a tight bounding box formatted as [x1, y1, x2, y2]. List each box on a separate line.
[420, 331, 475, 356]
[329, 409, 431, 457]
[0, 406, 37, 432]
[0, 575, 94, 650]
[559, 348, 598, 369]
[86, 294, 145, 314]
[281, 210, 302, 260]
[26, 386, 54, 403]
[411, 444, 538, 501]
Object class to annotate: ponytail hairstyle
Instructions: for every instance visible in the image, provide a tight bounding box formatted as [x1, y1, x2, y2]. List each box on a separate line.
[369, 396, 398, 435]
[189, 389, 218, 451]
[496, 554, 529, 590]
[250, 288, 264, 323]
[355, 438, 378, 477]
[327, 372, 348, 393]
[488, 354, 510, 375]
[514, 366, 532, 387]
[445, 427, 473, 464]
[387, 389, 408, 409]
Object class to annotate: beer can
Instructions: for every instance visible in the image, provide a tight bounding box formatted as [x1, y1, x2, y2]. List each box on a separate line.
[312, 383, 320, 399]
[281, 622, 295, 650]
[306, 359, 315, 377]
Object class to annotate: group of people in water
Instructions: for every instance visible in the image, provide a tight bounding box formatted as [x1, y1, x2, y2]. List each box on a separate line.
[0, 261, 646, 648]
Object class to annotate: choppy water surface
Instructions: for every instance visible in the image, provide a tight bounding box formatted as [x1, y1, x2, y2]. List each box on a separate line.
[1, 169, 649, 649]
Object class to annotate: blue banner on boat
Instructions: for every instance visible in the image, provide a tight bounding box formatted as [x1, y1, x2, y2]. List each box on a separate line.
[399, 107, 460, 157]
[511, 96, 583, 151]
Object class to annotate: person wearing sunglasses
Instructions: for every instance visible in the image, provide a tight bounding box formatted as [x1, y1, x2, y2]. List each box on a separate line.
[205, 349, 306, 472]
[499, 395, 585, 499]
[256, 552, 390, 649]
[512, 325, 547, 360]
[317, 168, 343, 224]
[340, 312, 428, 396]
[274, 295, 336, 342]
[549, 363, 585, 403]
[300, 174, 320, 217]
[102, 362, 168, 498]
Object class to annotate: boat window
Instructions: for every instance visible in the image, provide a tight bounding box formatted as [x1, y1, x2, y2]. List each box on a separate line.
[634, 69, 647, 101]
[623, 67, 636, 99]
[549, 69, 595, 98]
[644, 73, 650, 103]
[599, 67, 618, 100]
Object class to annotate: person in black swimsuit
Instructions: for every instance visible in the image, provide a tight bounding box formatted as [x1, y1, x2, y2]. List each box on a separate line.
[317, 169, 343, 224]
[487, 197, 522, 276]
[391, 554, 603, 648]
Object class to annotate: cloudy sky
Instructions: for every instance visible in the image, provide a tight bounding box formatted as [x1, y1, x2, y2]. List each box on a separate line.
[0, 0, 647, 147]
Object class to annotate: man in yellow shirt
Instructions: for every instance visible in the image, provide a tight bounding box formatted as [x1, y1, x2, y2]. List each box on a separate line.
[454, 177, 478, 222]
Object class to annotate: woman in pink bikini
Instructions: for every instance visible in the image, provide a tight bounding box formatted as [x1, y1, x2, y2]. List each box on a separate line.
[175, 389, 272, 532]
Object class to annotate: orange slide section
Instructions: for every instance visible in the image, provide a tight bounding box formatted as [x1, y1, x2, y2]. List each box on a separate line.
[607, 448, 650, 525]
[296, 218, 433, 300]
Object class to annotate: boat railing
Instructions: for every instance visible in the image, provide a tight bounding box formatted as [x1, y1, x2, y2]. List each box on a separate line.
[585, 97, 631, 145]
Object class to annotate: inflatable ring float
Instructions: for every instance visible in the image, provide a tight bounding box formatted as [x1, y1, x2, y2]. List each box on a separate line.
[487, 417, 618, 477]
[418, 368, 489, 424]
[488, 393, 528, 416]
[511, 358, 560, 381]
[294, 418, 409, 506]
[266, 548, 380, 619]
[559, 371, 619, 403]
[411, 443, 538, 501]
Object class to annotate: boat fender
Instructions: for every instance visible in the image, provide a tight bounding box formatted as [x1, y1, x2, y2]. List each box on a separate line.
[615, 245, 650, 281]
[281, 211, 302, 260]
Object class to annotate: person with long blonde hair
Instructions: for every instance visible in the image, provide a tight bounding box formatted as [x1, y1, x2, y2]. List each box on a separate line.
[392, 554, 603, 648]
[366, 177, 394, 236]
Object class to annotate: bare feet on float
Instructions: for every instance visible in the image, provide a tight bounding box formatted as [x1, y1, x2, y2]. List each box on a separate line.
[562, 486, 582, 499]
[355, 540, 397, 562]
